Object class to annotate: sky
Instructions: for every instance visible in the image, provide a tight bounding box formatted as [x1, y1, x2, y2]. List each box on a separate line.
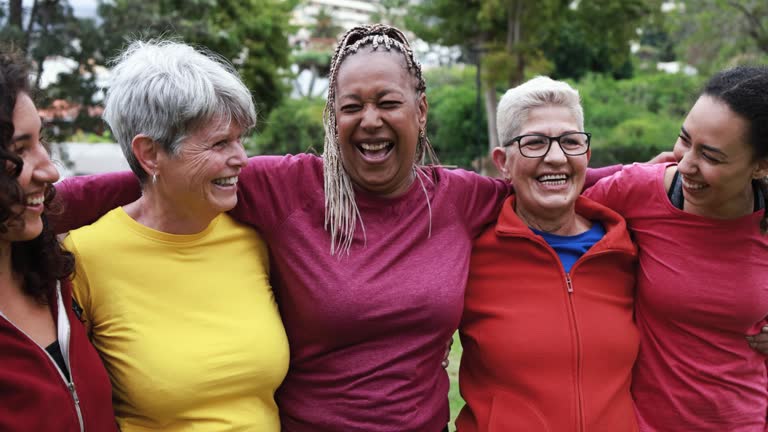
[21, 0, 98, 19]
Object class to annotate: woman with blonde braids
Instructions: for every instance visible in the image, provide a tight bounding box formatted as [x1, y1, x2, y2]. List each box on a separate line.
[52, 25, 509, 431]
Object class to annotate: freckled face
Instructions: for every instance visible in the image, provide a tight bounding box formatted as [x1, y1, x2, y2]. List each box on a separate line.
[1, 93, 60, 244]
[154, 117, 247, 224]
[673, 95, 762, 218]
[334, 50, 427, 198]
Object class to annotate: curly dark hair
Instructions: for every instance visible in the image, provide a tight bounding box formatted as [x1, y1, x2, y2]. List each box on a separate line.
[0, 47, 74, 304]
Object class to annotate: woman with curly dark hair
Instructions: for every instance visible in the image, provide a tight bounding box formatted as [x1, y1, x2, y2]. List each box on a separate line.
[0, 48, 117, 432]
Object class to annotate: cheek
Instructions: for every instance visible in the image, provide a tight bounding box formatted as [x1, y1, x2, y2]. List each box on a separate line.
[672, 141, 686, 161]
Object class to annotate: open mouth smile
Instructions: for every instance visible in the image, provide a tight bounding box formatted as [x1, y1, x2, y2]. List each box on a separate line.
[357, 141, 394, 161]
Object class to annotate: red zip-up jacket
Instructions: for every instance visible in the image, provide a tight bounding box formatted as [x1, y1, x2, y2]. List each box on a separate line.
[457, 195, 639, 432]
[0, 279, 117, 432]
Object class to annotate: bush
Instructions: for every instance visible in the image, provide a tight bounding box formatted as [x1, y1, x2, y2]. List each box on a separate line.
[247, 97, 325, 156]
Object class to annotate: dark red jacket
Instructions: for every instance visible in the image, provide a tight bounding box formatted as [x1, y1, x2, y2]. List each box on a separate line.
[457, 195, 639, 432]
[0, 279, 117, 431]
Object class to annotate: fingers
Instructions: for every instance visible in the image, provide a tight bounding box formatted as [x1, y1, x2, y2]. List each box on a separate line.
[746, 326, 768, 356]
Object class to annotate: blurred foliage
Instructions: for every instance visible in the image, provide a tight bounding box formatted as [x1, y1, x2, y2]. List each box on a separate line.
[425, 65, 488, 168]
[667, 0, 768, 75]
[577, 72, 704, 166]
[1, 0, 296, 142]
[247, 97, 325, 156]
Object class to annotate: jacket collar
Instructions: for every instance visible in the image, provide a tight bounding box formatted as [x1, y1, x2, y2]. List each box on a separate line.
[494, 194, 636, 255]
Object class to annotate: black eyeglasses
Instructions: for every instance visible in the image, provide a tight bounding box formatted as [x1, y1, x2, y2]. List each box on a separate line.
[503, 132, 591, 158]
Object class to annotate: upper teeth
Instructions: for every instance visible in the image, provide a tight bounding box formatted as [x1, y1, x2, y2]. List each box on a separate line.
[538, 174, 568, 181]
[213, 176, 238, 186]
[360, 142, 390, 151]
[27, 195, 45, 205]
[682, 178, 706, 190]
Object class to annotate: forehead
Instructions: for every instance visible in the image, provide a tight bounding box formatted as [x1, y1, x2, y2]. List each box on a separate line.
[335, 49, 413, 96]
[684, 95, 750, 152]
[520, 105, 579, 134]
[12, 92, 41, 133]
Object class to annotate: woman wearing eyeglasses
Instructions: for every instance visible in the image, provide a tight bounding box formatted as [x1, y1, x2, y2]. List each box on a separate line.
[456, 76, 639, 432]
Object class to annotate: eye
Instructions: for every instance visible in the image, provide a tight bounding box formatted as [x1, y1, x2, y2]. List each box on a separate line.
[340, 104, 361, 113]
[677, 135, 691, 147]
[701, 152, 722, 164]
[212, 140, 227, 149]
[12, 142, 28, 156]
[380, 100, 401, 109]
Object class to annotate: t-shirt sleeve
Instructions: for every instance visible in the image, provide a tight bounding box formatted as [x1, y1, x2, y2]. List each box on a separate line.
[448, 169, 509, 238]
[62, 234, 92, 335]
[584, 164, 623, 190]
[52, 171, 140, 234]
[584, 163, 665, 217]
[229, 154, 319, 232]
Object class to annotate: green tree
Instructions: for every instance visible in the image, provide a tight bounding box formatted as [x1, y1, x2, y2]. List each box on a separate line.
[669, 0, 768, 74]
[425, 65, 487, 168]
[408, 0, 658, 151]
[247, 97, 325, 156]
[96, 0, 297, 116]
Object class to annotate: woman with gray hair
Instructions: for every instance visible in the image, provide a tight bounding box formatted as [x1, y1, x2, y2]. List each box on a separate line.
[457, 76, 639, 431]
[53, 25, 509, 432]
[60, 40, 289, 430]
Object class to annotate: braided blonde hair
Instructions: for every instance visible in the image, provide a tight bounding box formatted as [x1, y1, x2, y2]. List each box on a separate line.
[323, 24, 439, 255]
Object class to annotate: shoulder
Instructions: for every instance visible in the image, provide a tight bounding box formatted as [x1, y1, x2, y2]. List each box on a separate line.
[663, 164, 678, 192]
[436, 166, 506, 195]
[65, 208, 124, 243]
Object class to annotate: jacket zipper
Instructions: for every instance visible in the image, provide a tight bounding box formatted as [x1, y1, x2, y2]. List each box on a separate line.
[565, 273, 585, 432]
[0, 282, 85, 432]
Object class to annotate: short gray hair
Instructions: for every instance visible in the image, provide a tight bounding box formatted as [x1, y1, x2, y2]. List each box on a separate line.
[496, 76, 584, 147]
[103, 39, 256, 182]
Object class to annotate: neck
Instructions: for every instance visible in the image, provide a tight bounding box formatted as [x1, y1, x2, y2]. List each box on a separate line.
[515, 204, 586, 236]
[685, 183, 755, 219]
[126, 191, 216, 235]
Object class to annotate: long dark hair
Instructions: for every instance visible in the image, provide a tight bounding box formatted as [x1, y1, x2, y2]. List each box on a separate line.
[0, 47, 74, 304]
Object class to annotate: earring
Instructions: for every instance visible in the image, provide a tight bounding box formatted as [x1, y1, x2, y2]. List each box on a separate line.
[152, 172, 158, 185]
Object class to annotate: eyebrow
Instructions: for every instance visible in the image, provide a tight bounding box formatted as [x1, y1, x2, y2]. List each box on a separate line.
[339, 89, 404, 100]
[680, 126, 728, 158]
[11, 133, 31, 144]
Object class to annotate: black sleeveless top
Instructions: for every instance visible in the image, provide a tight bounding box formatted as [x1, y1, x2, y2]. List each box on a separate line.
[668, 170, 765, 211]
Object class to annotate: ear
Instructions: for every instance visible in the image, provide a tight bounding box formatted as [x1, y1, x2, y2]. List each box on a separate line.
[416, 92, 428, 131]
[492, 147, 510, 180]
[131, 134, 159, 178]
[586, 148, 592, 164]
[753, 158, 768, 179]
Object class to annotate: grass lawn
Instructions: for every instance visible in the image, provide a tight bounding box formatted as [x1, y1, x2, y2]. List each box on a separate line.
[447, 332, 464, 432]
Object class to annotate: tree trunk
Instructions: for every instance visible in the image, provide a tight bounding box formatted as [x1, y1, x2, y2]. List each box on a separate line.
[484, 84, 499, 151]
[9, 0, 23, 28]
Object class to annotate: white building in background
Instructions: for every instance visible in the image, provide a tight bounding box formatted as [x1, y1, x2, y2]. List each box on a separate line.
[52, 143, 129, 179]
[293, 0, 381, 31]
[289, 0, 460, 97]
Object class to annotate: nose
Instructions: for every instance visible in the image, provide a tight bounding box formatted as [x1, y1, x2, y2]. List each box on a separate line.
[32, 145, 60, 184]
[229, 140, 248, 168]
[676, 145, 696, 174]
[360, 105, 382, 130]
[543, 138, 568, 163]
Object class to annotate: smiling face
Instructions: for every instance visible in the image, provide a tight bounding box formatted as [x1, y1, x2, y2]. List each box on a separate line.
[1, 92, 60, 244]
[153, 116, 247, 224]
[493, 105, 589, 223]
[334, 49, 427, 198]
[673, 95, 766, 219]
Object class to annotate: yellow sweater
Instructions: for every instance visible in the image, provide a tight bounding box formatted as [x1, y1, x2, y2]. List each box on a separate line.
[64, 208, 289, 431]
